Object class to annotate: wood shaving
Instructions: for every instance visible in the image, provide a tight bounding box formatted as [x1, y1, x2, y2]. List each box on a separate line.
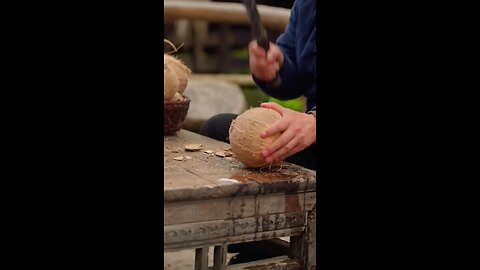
[215, 151, 226, 157]
[185, 143, 202, 151]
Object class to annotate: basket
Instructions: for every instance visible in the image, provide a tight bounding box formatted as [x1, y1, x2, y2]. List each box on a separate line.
[164, 95, 190, 135]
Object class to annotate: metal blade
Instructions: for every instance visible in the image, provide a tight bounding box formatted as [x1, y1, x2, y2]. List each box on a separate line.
[243, 0, 269, 50]
[243, 0, 262, 40]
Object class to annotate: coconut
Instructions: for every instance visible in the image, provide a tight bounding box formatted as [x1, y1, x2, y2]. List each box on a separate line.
[229, 107, 282, 168]
[164, 61, 179, 101]
[163, 39, 192, 101]
[171, 92, 183, 102]
[164, 54, 191, 94]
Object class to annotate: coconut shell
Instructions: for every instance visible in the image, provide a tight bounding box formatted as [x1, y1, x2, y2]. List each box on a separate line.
[164, 61, 179, 101]
[171, 92, 183, 102]
[164, 54, 191, 94]
[229, 107, 282, 168]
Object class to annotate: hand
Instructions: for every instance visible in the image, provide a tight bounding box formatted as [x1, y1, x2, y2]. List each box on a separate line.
[249, 40, 284, 81]
[260, 102, 316, 163]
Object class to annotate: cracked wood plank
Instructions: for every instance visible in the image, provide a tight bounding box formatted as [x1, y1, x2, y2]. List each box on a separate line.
[165, 227, 305, 252]
[164, 211, 307, 245]
[164, 192, 315, 225]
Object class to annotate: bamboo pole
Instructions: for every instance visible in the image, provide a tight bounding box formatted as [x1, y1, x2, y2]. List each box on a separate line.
[191, 73, 255, 87]
[164, 1, 290, 32]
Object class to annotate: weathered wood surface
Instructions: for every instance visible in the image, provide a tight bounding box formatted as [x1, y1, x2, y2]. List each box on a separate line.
[165, 227, 304, 252]
[165, 193, 315, 225]
[164, 1, 291, 32]
[164, 130, 316, 266]
[164, 130, 316, 202]
[165, 211, 307, 243]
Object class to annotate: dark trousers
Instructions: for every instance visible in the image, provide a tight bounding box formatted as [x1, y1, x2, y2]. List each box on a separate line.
[199, 113, 317, 171]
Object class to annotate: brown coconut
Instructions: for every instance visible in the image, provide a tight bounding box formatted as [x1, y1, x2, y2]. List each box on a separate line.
[164, 60, 179, 101]
[171, 92, 184, 102]
[164, 54, 191, 94]
[229, 107, 282, 168]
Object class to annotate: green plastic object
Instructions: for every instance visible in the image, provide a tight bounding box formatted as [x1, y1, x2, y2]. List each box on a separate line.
[268, 97, 304, 112]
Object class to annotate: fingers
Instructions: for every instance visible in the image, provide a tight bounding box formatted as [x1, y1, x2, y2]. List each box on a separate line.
[264, 135, 298, 163]
[262, 128, 296, 161]
[260, 102, 286, 115]
[259, 103, 287, 138]
[260, 111, 316, 164]
[260, 117, 288, 139]
[265, 138, 304, 163]
[248, 41, 266, 58]
[249, 41, 283, 81]
[278, 144, 305, 162]
[266, 42, 284, 65]
[249, 41, 282, 63]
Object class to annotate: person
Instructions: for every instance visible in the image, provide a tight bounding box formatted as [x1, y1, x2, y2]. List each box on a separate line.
[200, 0, 317, 171]
[200, 0, 316, 264]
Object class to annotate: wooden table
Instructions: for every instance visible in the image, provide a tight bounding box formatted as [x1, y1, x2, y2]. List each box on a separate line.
[164, 130, 316, 269]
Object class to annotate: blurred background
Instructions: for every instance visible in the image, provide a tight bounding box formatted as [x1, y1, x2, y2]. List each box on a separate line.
[164, 0, 304, 133]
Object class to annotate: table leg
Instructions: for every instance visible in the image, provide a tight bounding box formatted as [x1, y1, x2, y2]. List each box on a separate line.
[307, 206, 317, 269]
[195, 247, 209, 270]
[290, 205, 316, 269]
[213, 244, 227, 270]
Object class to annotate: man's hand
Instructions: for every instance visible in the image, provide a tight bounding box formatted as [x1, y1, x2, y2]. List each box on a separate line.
[249, 40, 284, 81]
[260, 102, 316, 163]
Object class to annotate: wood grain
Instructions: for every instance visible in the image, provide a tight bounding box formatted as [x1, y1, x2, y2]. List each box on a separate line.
[164, 130, 316, 202]
[164, 130, 317, 267]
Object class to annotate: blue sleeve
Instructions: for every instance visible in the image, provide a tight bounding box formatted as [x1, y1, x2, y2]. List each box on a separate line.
[253, 1, 303, 100]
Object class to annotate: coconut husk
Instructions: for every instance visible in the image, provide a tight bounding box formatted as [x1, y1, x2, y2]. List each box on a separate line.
[164, 54, 191, 94]
[164, 61, 179, 101]
[229, 107, 282, 168]
[163, 39, 192, 101]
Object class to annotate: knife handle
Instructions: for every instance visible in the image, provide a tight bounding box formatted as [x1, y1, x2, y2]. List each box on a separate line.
[258, 32, 282, 89]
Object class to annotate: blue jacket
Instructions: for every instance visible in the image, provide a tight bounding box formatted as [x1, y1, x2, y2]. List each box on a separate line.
[254, 0, 316, 112]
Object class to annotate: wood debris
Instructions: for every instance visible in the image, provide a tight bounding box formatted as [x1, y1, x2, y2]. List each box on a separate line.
[185, 143, 202, 151]
[215, 151, 227, 157]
